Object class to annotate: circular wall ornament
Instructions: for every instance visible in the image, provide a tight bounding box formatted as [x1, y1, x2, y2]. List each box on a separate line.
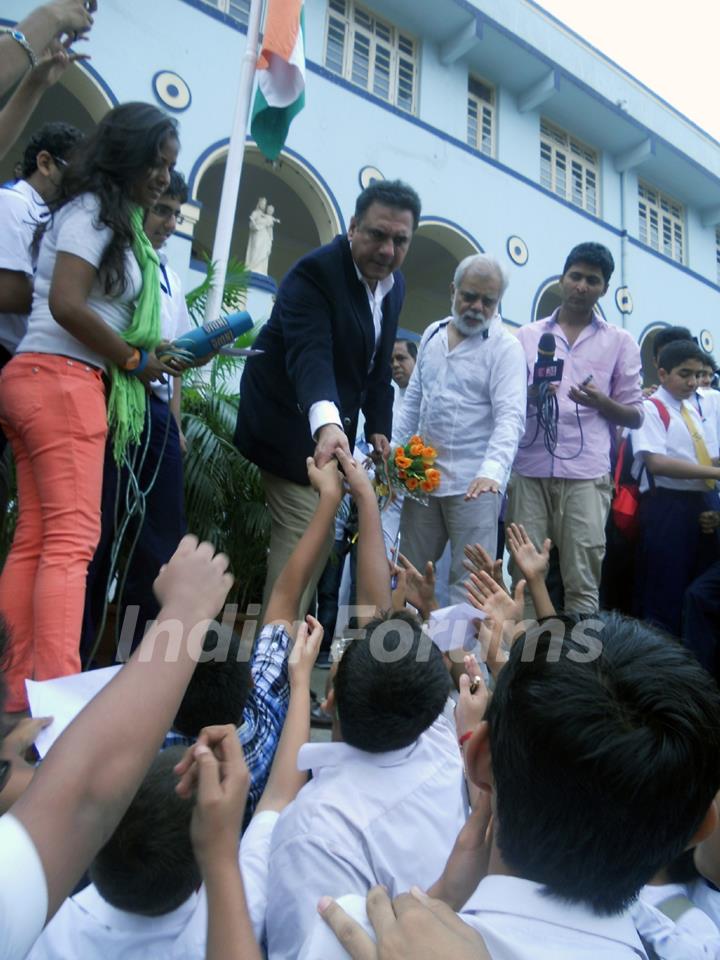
[700, 329, 714, 353]
[152, 71, 192, 112]
[615, 287, 633, 315]
[359, 166, 384, 190]
[506, 235, 528, 266]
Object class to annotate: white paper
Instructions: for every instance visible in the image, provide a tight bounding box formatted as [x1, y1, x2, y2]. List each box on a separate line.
[25, 665, 121, 758]
[427, 602, 485, 653]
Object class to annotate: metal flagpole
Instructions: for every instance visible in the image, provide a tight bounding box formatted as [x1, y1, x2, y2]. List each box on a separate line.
[203, 0, 265, 324]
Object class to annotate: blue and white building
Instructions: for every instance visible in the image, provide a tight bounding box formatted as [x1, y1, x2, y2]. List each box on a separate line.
[4, 0, 719, 381]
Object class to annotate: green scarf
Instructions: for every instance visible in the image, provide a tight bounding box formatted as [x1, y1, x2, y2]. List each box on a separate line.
[107, 206, 162, 463]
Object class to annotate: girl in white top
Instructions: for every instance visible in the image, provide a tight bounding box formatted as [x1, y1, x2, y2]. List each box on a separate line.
[0, 102, 180, 713]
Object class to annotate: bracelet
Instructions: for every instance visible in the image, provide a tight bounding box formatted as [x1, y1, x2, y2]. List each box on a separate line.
[2, 29, 38, 69]
[126, 349, 149, 376]
[458, 731, 474, 748]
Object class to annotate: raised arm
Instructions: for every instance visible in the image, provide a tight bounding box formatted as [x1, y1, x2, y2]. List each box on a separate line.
[11, 535, 233, 920]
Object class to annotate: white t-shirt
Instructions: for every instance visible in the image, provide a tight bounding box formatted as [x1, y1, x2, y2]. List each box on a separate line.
[18, 193, 142, 370]
[25, 810, 278, 960]
[0, 814, 48, 960]
[0, 180, 48, 353]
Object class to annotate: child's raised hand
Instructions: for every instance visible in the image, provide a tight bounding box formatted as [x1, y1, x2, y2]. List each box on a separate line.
[306, 457, 344, 501]
[335, 448, 375, 500]
[466, 570, 525, 626]
[153, 535, 233, 623]
[397, 553, 436, 617]
[506, 523, 551, 584]
[463, 543, 508, 594]
[289, 614, 324, 687]
[455, 653, 489, 741]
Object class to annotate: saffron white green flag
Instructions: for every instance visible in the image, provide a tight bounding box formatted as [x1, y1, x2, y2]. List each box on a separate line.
[251, 0, 305, 161]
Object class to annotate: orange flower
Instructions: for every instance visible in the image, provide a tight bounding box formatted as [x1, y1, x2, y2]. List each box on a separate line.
[396, 454, 412, 469]
[406, 477, 419, 491]
[425, 468, 441, 483]
[398, 469, 407, 479]
[410, 435, 423, 446]
[409, 442, 424, 457]
[422, 446, 436, 459]
[420, 479, 434, 493]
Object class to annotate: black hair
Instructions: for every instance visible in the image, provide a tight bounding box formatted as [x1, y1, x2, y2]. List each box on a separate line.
[652, 326, 693, 361]
[22, 121, 84, 178]
[354, 179, 421, 230]
[657, 339, 706, 373]
[701, 351, 717, 372]
[172, 625, 252, 738]
[165, 169, 188, 204]
[42, 102, 178, 295]
[485, 612, 720, 915]
[562, 242, 615, 284]
[334, 611, 450, 752]
[90, 747, 199, 916]
[664, 849, 701, 885]
[394, 338, 418, 360]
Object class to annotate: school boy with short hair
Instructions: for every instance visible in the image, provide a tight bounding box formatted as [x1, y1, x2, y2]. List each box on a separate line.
[631, 339, 720, 638]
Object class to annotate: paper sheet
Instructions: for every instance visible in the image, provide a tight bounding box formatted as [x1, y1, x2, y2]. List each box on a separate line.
[427, 602, 485, 653]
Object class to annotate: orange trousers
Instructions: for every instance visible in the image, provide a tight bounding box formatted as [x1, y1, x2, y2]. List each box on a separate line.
[0, 354, 107, 711]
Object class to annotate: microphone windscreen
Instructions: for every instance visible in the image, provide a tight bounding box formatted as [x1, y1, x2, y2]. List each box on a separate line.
[537, 332, 556, 358]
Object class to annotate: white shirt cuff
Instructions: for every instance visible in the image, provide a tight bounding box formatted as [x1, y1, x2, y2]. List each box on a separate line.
[476, 459, 507, 488]
[309, 401, 342, 441]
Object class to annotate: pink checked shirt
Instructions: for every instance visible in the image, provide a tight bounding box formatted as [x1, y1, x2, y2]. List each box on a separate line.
[512, 310, 643, 480]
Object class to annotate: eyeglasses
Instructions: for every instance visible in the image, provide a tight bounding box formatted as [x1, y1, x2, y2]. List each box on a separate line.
[151, 203, 185, 225]
[52, 156, 68, 169]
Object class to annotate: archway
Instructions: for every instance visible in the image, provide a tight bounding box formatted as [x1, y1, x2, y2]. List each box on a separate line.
[0, 63, 114, 182]
[189, 143, 342, 285]
[639, 323, 667, 388]
[400, 218, 481, 336]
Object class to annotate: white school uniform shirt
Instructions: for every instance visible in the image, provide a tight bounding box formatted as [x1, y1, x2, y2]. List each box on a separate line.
[636, 883, 720, 958]
[393, 315, 527, 495]
[151, 253, 192, 403]
[265, 703, 466, 960]
[697, 388, 720, 460]
[24, 811, 278, 960]
[0, 179, 48, 353]
[631, 385, 716, 493]
[0, 814, 48, 960]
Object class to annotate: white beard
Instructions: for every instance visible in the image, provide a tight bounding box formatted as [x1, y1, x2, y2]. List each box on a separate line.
[451, 308, 496, 337]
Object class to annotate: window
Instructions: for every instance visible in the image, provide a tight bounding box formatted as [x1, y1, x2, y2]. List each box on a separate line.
[540, 119, 599, 216]
[325, 0, 418, 113]
[467, 76, 495, 156]
[638, 182, 684, 263]
[197, 0, 250, 26]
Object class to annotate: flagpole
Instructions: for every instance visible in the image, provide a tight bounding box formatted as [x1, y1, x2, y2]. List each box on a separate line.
[204, 0, 265, 324]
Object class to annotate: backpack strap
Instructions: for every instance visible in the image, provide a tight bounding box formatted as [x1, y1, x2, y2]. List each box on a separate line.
[647, 396, 671, 431]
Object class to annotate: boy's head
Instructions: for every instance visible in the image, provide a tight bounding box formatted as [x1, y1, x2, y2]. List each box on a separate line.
[172, 625, 252, 738]
[651, 326, 693, 365]
[143, 169, 188, 251]
[700, 353, 717, 389]
[562, 242, 615, 285]
[468, 613, 720, 915]
[657, 340, 707, 401]
[90, 747, 199, 916]
[333, 611, 450, 752]
[22, 121, 84, 202]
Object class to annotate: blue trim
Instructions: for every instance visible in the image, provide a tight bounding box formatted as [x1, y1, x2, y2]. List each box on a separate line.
[249, 272, 278, 294]
[77, 60, 119, 107]
[397, 326, 421, 343]
[627, 237, 720, 293]
[531, 275, 561, 322]
[176, 0, 248, 33]
[187, 136, 345, 234]
[152, 70, 192, 113]
[638, 321, 670, 344]
[419, 216, 483, 252]
[307, 62, 623, 238]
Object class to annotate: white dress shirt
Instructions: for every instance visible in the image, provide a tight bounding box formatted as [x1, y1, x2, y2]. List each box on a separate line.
[636, 883, 720, 958]
[265, 705, 466, 960]
[0, 814, 48, 960]
[0, 179, 48, 353]
[308, 264, 394, 440]
[631, 386, 716, 493]
[697, 388, 720, 460]
[393, 315, 527, 495]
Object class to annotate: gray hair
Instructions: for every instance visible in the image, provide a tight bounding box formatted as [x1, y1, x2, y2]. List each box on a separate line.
[453, 253, 509, 296]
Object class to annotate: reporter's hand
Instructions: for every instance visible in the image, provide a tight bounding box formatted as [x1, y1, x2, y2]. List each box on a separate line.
[314, 424, 351, 468]
[153, 534, 233, 622]
[306, 457, 344, 502]
[506, 523, 551, 584]
[289, 614, 323, 687]
[568, 379, 608, 412]
[1, 716, 52, 757]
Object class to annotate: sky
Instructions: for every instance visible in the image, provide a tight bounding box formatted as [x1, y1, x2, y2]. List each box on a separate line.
[532, 0, 720, 141]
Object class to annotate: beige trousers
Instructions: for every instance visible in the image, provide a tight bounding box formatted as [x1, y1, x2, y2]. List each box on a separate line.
[506, 473, 613, 617]
[260, 470, 336, 624]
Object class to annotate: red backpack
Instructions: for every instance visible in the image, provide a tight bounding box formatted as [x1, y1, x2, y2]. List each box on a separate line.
[611, 397, 670, 540]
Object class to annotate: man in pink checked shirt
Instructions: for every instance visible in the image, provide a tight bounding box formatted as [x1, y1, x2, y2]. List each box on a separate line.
[507, 242, 644, 615]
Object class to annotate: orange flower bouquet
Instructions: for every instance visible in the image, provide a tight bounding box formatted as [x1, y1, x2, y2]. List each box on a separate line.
[375, 434, 441, 507]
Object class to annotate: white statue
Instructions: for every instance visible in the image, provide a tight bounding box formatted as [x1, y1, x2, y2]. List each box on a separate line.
[245, 197, 280, 275]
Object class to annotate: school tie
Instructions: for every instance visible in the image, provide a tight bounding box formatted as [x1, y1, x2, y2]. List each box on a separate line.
[679, 403, 716, 490]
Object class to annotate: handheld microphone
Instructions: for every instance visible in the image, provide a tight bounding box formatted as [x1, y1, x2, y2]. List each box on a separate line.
[533, 332, 564, 385]
[157, 310, 254, 365]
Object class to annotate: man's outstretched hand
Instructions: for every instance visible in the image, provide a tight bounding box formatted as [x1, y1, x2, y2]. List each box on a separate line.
[314, 424, 351, 468]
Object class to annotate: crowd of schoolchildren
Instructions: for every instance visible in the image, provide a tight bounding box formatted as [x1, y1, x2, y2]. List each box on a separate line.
[3, 3, 720, 960]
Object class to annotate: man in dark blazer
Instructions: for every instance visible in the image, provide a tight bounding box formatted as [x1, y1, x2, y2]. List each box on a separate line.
[235, 179, 421, 618]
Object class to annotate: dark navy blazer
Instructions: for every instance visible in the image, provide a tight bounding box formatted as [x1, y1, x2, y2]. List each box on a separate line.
[235, 235, 405, 485]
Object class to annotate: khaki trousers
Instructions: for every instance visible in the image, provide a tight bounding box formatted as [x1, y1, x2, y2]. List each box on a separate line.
[506, 473, 613, 617]
[260, 470, 336, 623]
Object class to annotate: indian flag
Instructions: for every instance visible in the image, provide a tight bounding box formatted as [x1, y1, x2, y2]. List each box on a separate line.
[251, 0, 305, 161]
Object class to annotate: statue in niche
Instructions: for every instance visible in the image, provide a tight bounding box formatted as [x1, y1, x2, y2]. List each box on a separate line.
[245, 197, 280, 275]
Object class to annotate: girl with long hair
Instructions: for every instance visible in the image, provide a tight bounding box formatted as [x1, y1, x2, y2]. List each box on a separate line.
[0, 101, 180, 711]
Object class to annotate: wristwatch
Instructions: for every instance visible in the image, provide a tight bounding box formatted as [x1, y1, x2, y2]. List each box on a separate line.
[123, 348, 142, 372]
[2, 29, 38, 69]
